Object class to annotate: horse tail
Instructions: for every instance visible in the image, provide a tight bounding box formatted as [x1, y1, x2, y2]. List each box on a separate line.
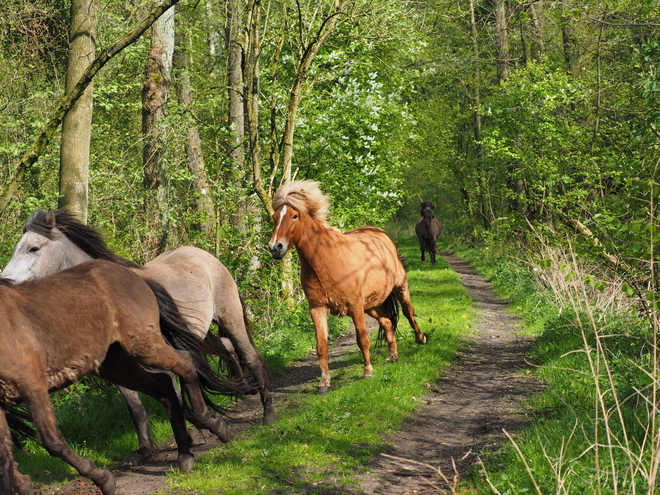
[6, 406, 37, 449]
[377, 291, 401, 344]
[143, 279, 252, 413]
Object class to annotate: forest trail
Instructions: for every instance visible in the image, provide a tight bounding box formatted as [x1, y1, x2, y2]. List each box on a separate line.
[36, 253, 541, 494]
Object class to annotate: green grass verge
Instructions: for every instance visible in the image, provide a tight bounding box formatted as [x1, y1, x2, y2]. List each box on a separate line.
[457, 245, 657, 495]
[15, 237, 473, 493]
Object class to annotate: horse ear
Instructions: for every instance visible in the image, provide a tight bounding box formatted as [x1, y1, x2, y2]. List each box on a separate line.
[46, 209, 56, 227]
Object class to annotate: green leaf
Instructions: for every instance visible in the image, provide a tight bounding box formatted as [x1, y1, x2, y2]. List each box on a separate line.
[621, 283, 635, 298]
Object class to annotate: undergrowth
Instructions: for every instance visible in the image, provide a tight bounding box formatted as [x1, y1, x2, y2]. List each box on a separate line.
[458, 241, 660, 495]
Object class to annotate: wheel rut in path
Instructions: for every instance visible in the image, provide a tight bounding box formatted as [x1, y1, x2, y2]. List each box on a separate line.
[354, 253, 542, 494]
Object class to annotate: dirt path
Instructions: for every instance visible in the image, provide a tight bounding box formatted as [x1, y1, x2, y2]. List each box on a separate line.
[354, 253, 541, 494]
[35, 253, 541, 494]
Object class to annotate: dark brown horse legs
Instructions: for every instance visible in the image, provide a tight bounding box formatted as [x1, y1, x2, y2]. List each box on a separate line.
[116, 386, 152, 465]
[24, 389, 115, 495]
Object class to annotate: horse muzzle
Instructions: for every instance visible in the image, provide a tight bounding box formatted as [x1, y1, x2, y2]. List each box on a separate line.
[268, 242, 288, 260]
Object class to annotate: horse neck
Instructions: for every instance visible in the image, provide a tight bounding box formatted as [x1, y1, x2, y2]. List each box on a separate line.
[422, 210, 434, 227]
[58, 236, 95, 270]
[294, 217, 339, 276]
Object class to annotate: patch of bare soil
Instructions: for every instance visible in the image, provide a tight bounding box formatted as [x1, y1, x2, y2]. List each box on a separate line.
[31, 253, 541, 494]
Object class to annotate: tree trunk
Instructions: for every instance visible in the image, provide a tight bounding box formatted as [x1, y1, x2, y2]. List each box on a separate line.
[226, 0, 247, 232]
[59, 0, 98, 223]
[173, 37, 216, 236]
[469, 0, 490, 230]
[142, 6, 174, 253]
[493, 0, 509, 82]
[529, 2, 545, 61]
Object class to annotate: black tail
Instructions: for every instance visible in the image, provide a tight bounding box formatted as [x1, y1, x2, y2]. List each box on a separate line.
[377, 291, 400, 344]
[6, 406, 37, 449]
[144, 278, 253, 413]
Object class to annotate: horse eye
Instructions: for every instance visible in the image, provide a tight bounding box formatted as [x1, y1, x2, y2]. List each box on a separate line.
[28, 246, 40, 253]
[292, 214, 298, 220]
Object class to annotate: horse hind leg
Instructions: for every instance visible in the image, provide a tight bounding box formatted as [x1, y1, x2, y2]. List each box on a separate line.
[366, 308, 398, 363]
[395, 285, 428, 345]
[214, 303, 278, 424]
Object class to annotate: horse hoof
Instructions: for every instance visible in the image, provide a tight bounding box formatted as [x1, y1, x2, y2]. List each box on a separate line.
[386, 355, 399, 363]
[98, 470, 116, 495]
[417, 333, 429, 345]
[317, 386, 331, 395]
[15, 473, 32, 495]
[216, 420, 231, 443]
[178, 453, 195, 472]
[125, 448, 150, 466]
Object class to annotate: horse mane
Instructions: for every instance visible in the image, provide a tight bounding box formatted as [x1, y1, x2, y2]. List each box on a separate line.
[25, 209, 138, 268]
[272, 180, 330, 226]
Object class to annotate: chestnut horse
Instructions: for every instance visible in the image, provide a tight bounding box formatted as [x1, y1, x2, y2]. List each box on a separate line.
[268, 180, 428, 394]
[0, 260, 249, 495]
[414, 201, 442, 265]
[2, 209, 276, 463]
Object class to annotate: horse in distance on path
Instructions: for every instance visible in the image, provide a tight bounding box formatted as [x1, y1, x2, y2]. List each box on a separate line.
[0, 260, 250, 495]
[1, 209, 276, 464]
[268, 180, 428, 394]
[415, 201, 442, 265]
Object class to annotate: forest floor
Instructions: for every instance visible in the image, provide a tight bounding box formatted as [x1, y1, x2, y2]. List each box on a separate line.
[34, 253, 542, 495]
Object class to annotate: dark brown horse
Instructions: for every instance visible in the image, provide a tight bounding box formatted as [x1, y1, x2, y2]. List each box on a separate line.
[268, 180, 428, 394]
[0, 260, 249, 495]
[2, 209, 275, 463]
[415, 201, 442, 265]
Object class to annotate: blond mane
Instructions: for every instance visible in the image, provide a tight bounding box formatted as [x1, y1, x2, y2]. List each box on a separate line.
[272, 180, 330, 226]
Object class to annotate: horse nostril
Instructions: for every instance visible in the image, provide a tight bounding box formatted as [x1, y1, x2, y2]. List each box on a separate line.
[277, 242, 283, 250]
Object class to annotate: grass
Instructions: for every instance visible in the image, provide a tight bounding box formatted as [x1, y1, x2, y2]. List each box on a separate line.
[15, 236, 474, 493]
[457, 243, 660, 495]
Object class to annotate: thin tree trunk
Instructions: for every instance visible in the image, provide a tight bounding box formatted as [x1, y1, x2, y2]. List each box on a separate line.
[226, 0, 247, 232]
[493, 0, 509, 82]
[59, 0, 98, 223]
[142, 6, 174, 253]
[469, 0, 490, 230]
[173, 36, 215, 236]
[529, 2, 545, 61]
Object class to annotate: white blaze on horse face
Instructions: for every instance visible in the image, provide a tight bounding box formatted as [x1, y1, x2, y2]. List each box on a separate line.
[268, 205, 291, 258]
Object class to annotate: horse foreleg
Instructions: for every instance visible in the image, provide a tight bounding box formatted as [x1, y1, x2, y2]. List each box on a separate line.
[430, 242, 437, 265]
[395, 286, 428, 345]
[309, 306, 332, 394]
[24, 387, 115, 495]
[116, 386, 152, 465]
[350, 310, 373, 378]
[366, 308, 398, 363]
